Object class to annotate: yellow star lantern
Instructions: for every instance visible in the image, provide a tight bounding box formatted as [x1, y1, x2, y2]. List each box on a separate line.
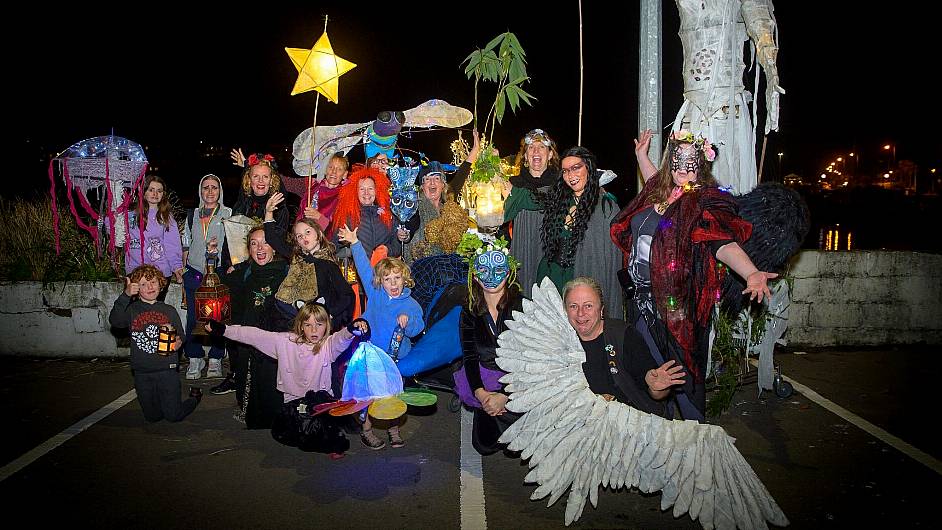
[285, 32, 356, 102]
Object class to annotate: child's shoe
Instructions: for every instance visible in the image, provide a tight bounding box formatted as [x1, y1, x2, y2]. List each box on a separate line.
[360, 430, 386, 450]
[207, 359, 224, 378]
[211, 373, 237, 394]
[186, 358, 205, 380]
[388, 427, 405, 448]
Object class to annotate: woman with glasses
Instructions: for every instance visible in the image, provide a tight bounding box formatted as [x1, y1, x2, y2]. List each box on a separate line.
[502, 146, 624, 315]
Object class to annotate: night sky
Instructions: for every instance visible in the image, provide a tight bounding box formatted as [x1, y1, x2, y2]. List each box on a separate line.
[14, 3, 935, 202]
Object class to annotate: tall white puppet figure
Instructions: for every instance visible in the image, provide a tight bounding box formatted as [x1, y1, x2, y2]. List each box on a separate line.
[673, 0, 783, 194]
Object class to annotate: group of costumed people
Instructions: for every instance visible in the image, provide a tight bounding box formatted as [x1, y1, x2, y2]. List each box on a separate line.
[110, 122, 799, 527]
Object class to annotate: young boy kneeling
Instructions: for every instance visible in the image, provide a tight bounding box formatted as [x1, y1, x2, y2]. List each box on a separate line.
[110, 264, 202, 422]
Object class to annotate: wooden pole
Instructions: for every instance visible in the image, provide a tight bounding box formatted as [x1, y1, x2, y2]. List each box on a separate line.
[306, 15, 330, 211]
[758, 135, 768, 184]
[577, 0, 584, 145]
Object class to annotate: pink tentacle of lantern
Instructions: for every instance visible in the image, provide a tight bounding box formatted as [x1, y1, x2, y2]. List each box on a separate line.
[104, 158, 113, 256]
[61, 160, 101, 250]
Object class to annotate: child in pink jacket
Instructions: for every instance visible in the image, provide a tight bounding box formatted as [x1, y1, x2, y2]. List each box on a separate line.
[207, 303, 368, 459]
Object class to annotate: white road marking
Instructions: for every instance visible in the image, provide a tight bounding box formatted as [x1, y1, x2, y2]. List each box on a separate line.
[765, 362, 941, 475]
[459, 407, 487, 529]
[0, 389, 137, 482]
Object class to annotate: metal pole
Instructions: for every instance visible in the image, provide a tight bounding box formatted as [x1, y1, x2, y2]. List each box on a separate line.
[638, 0, 662, 194]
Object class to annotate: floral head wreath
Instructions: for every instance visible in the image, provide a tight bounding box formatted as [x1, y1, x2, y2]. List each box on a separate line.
[456, 229, 520, 303]
[670, 130, 716, 162]
[247, 153, 277, 169]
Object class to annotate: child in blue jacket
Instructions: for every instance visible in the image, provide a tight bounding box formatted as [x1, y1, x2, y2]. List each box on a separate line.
[338, 224, 424, 450]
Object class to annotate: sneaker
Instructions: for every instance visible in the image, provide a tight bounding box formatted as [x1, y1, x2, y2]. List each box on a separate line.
[360, 430, 386, 450]
[207, 359, 224, 378]
[328, 452, 345, 460]
[210, 373, 237, 395]
[185, 358, 205, 380]
[388, 428, 405, 448]
[188, 387, 203, 403]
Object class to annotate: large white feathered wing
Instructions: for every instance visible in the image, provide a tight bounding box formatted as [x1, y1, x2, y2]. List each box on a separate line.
[496, 278, 789, 528]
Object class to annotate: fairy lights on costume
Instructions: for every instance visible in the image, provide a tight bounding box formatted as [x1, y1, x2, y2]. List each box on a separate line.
[657, 132, 724, 318]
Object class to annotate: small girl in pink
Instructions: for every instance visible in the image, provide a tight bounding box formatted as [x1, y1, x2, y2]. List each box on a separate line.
[206, 303, 368, 459]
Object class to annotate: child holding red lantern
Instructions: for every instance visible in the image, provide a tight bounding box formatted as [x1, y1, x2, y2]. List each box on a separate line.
[110, 264, 202, 423]
[205, 304, 369, 459]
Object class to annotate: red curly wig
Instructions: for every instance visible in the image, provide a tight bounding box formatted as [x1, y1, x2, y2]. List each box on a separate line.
[329, 164, 392, 235]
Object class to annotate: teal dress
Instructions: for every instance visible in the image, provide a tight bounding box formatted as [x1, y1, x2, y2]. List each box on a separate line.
[504, 188, 575, 293]
[504, 187, 620, 295]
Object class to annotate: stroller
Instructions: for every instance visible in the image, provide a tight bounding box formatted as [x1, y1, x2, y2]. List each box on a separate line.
[398, 254, 469, 413]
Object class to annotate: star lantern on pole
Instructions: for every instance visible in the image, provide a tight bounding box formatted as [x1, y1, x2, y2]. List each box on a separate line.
[285, 31, 356, 103]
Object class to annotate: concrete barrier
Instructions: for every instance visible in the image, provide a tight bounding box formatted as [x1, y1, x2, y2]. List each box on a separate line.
[0, 281, 186, 358]
[2, 250, 940, 356]
[786, 251, 942, 346]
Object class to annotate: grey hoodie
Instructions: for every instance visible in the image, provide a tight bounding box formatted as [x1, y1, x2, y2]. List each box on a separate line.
[183, 174, 233, 273]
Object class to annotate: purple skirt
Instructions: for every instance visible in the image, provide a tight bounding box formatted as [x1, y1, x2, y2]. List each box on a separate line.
[453, 365, 507, 409]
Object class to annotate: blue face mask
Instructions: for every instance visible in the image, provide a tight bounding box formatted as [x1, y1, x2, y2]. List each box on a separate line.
[390, 186, 418, 222]
[474, 250, 510, 289]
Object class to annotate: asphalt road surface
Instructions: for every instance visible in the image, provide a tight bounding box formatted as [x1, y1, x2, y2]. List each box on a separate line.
[1, 347, 938, 529]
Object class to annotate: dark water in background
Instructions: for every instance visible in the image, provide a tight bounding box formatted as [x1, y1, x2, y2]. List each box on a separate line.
[798, 187, 941, 253]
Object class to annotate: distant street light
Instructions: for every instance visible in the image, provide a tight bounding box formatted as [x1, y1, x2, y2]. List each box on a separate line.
[883, 143, 897, 172]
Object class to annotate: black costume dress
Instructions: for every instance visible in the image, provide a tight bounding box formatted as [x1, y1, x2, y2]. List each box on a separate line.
[458, 291, 524, 455]
[221, 259, 288, 429]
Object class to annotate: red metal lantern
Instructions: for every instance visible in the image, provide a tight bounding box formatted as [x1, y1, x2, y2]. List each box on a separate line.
[193, 258, 231, 333]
